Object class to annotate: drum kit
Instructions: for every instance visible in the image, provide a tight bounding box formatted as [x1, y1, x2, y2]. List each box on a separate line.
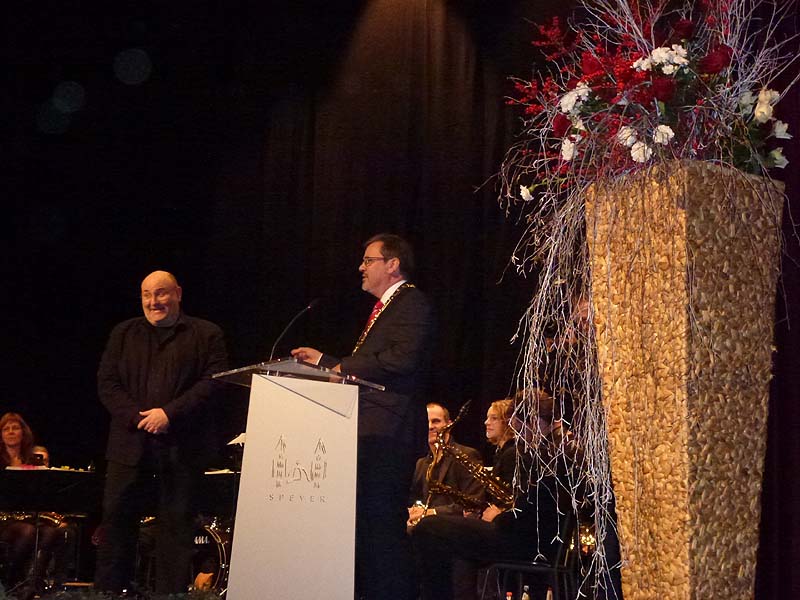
[135, 456, 242, 596]
[136, 514, 234, 595]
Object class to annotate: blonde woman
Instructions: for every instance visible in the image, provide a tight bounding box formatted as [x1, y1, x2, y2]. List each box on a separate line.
[482, 399, 515, 523]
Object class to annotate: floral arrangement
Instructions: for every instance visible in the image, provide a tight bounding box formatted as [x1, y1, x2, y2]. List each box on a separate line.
[505, 0, 798, 216]
[499, 0, 799, 593]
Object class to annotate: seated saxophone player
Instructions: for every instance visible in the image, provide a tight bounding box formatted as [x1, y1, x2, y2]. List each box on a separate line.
[407, 403, 485, 528]
[411, 391, 581, 600]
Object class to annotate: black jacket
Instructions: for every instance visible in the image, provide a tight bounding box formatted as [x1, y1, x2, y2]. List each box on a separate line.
[97, 314, 228, 466]
[409, 441, 486, 515]
[320, 285, 435, 445]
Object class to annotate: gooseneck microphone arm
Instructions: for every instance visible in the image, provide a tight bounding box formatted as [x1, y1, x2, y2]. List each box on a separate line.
[268, 298, 321, 361]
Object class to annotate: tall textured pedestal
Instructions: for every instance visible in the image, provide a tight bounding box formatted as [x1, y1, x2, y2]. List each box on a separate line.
[586, 161, 783, 599]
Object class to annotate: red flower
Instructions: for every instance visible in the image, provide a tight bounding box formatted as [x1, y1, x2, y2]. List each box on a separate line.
[672, 19, 694, 41]
[552, 113, 571, 138]
[698, 45, 733, 74]
[581, 52, 603, 78]
[651, 77, 676, 102]
[631, 85, 654, 106]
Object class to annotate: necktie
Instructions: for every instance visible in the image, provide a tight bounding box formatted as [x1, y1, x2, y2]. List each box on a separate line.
[360, 299, 384, 337]
[353, 300, 384, 354]
[365, 300, 384, 330]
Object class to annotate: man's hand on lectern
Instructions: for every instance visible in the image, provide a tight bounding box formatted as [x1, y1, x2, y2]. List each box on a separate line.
[291, 347, 322, 365]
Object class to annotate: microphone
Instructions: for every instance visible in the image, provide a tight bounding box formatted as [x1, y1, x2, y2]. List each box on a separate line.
[268, 298, 321, 361]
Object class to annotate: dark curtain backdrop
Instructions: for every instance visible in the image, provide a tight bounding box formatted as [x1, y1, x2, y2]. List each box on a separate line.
[5, 1, 798, 597]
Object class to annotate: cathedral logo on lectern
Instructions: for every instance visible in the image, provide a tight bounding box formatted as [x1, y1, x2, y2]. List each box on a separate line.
[268, 436, 328, 504]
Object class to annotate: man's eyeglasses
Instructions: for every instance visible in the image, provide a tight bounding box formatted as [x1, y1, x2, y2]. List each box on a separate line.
[361, 256, 388, 266]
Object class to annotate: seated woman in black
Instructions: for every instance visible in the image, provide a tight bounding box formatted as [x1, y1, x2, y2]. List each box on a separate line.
[483, 398, 516, 520]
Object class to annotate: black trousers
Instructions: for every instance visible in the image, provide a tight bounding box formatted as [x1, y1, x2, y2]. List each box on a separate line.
[355, 436, 417, 600]
[412, 512, 559, 600]
[94, 445, 199, 595]
[412, 515, 506, 600]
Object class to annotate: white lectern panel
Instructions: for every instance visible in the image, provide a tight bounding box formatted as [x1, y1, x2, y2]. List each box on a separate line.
[227, 375, 358, 599]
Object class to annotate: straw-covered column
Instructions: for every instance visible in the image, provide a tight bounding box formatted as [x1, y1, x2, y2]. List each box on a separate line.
[587, 160, 783, 599]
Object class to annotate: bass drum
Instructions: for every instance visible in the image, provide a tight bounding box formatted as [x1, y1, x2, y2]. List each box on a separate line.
[137, 517, 231, 593]
[191, 523, 231, 592]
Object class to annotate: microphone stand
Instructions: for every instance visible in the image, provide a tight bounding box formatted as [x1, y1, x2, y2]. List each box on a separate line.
[268, 298, 320, 361]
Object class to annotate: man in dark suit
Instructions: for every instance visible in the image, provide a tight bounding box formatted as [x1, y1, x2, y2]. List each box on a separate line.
[292, 233, 435, 600]
[407, 402, 484, 527]
[95, 270, 228, 594]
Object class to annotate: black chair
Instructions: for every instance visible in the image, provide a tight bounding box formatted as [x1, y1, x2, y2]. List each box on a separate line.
[479, 511, 580, 600]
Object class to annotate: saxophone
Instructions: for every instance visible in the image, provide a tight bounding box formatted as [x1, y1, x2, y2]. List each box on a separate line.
[432, 442, 514, 509]
[413, 402, 515, 525]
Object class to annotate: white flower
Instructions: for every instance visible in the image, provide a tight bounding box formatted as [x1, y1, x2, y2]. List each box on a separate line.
[653, 125, 675, 145]
[739, 91, 756, 115]
[561, 138, 576, 161]
[616, 126, 638, 147]
[638, 45, 688, 75]
[630, 141, 653, 163]
[768, 148, 789, 169]
[670, 44, 688, 65]
[575, 82, 591, 100]
[520, 185, 533, 201]
[772, 120, 792, 139]
[651, 47, 672, 64]
[758, 88, 780, 106]
[754, 102, 774, 123]
[559, 83, 591, 114]
[754, 89, 780, 123]
[559, 90, 579, 113]
[572, 117, 586, 131]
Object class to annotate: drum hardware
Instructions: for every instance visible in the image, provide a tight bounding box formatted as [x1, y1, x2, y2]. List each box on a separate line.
[137, 516, 232, 594]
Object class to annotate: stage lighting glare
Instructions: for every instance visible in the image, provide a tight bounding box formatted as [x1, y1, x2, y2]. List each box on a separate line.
[113, 48, 153, 85]
[52, 81, 86, 113]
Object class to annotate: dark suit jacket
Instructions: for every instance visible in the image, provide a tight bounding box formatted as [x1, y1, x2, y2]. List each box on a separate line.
[320, 285, 435, 445]
[408, 441, 486, 515]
